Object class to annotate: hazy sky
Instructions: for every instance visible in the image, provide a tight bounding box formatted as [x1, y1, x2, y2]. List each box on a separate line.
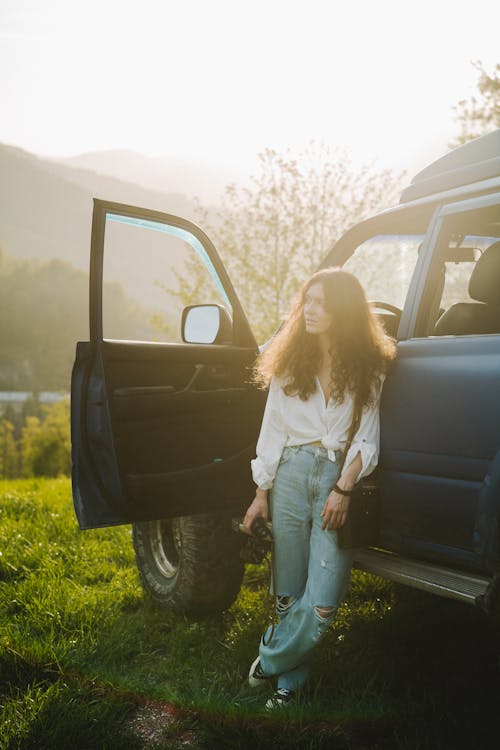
[1, 0, 499, 178]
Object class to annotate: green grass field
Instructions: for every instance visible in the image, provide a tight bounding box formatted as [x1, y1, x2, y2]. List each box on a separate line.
[1, 479, 500, 749]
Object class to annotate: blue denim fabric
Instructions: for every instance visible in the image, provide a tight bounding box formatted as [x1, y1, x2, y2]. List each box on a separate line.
[259, 444, 354, 691]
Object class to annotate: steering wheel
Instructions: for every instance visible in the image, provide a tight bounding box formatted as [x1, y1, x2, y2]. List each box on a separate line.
[371, 301, 402, 316]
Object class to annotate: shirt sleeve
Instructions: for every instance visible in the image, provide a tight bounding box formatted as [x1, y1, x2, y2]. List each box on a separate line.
[342, 374, 386, 483]
[250, 377, 288, 490]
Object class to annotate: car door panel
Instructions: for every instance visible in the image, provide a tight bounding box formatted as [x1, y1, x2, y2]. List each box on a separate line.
[105, 343, 264, 497]
[378, 309, 500, 570]
[73, 337, 264, 531]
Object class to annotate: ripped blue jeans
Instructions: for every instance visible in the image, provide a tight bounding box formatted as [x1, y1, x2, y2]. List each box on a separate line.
[259, 444, 354, 691]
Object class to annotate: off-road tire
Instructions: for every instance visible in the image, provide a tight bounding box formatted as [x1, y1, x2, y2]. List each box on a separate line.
[132, 513, 244, 616]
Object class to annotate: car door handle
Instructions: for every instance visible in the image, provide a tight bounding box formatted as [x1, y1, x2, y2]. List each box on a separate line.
[182, 364, 205, 392]
[181, 364, 235, 391]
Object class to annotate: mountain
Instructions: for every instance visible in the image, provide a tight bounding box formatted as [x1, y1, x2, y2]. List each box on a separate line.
[0, 142, 206, 274]
[60, 150, 246, 203]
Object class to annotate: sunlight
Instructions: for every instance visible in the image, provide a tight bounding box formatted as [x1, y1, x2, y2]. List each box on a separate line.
[0, 0, 498, 174]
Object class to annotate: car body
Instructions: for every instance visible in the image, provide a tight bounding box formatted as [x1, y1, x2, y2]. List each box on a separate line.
[71, 129, 500, 616]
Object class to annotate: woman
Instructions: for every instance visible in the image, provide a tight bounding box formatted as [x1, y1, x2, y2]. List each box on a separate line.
[243, 267, 396, 709]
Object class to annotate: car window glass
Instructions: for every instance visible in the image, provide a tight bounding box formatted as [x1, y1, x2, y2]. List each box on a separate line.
[102, 214, 231, 342]
[342, 234, 422, 309]
[423, 204, 500, 336]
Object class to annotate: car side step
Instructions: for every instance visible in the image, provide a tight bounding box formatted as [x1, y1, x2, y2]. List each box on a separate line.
[353, 548, 490, 605]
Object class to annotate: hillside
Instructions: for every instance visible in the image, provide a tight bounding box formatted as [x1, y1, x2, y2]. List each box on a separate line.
[0, 251, 156, 390]
[0, 143, 231, 390]
[0, 142, 201, 274]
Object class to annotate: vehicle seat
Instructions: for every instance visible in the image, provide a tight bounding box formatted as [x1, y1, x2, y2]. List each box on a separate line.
[433, 241, 500, 335]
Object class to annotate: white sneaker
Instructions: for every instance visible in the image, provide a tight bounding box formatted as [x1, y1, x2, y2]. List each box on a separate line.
[265, 688, 296, 709]
[248, 656, 271, 688]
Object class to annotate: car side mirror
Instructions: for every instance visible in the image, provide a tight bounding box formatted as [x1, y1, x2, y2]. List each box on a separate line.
[181, 304, 233, 344]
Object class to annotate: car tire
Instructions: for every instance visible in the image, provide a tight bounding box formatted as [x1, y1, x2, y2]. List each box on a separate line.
[132, 513, 244, 616]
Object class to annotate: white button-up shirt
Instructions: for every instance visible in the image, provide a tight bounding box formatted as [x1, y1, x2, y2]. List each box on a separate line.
[251, 374, 385, 490]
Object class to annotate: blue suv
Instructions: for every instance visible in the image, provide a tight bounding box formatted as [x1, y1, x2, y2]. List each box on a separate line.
[71, 129, 500, 617]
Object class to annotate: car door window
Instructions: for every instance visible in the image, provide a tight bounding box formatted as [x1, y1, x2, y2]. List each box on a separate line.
[102, 213, 231, 343]
[342, 234, 423, 337]
[416, 201, 500, 336]
[342, 234, 422, 307]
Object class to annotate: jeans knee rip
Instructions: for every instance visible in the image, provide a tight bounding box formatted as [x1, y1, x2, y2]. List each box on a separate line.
[314, 605, 337, 622]
[276, 595, 296, 616]
[313, 605, 337, 642]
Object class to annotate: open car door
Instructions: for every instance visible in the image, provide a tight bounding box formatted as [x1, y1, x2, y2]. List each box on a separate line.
[71, 200, 263, 529]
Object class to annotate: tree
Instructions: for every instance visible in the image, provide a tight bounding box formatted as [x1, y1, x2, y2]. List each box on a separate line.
[192, 142, 402, 342]
[0, 253, 156, 391]
[20, 400, 71, 477]
[451, 62, 500, 147]
[20, 415, 42, 476]
[0, 419, 18, 478]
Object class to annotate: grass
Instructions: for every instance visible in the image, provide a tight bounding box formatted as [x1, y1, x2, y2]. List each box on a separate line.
[1, 478, 500, 749]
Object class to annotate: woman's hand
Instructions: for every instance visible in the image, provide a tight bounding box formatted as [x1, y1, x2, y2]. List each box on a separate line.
[243, 489, 268, 535]
[321, 488, 351, 530]
[322, 452, 361, 530]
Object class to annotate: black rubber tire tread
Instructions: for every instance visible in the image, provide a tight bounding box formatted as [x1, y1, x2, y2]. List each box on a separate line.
[132, 512, 244, 616]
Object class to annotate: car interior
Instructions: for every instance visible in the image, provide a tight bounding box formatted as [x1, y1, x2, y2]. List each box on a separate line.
[433, 239, 500, 336]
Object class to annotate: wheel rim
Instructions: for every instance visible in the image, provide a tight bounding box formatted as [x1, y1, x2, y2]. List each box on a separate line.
[150, 519, 181, 579]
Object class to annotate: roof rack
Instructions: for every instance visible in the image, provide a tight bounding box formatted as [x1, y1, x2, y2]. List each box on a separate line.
[400, 129, 500, 204]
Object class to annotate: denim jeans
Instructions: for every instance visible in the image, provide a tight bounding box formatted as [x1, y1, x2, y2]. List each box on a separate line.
[259, 444, 354, 691]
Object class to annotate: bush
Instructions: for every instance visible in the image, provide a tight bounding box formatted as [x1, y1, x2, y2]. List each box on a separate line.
[20, 399, 70, 477]
[0, 418, 19, 478]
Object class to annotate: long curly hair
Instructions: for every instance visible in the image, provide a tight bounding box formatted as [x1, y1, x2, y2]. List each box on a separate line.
[253, 268, 396, 408]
